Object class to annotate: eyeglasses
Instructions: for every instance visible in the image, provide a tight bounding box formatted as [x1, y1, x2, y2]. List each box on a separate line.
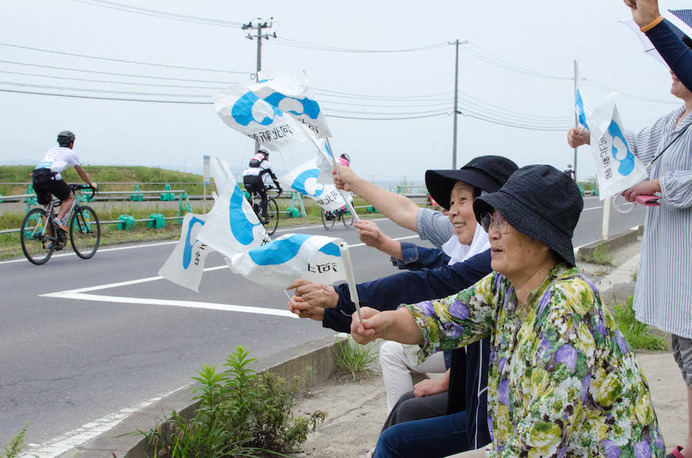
[481, 212, 508, 234]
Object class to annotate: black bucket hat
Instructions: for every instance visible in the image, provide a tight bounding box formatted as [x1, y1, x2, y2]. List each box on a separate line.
[472, 164, 583, 266]
[425, 156, 518, 210]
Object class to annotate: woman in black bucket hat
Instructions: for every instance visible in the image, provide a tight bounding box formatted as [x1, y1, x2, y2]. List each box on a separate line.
[352, 165, 665, 458]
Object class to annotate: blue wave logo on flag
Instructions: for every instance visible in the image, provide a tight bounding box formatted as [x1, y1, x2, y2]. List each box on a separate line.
[291, 169, 324, 197]
[229, 186, 262, 245]
[607, 121, 636, 176]
[231, 92, 283, 127]
[230, 234, 348, 289]
[183, 216, 206, 269]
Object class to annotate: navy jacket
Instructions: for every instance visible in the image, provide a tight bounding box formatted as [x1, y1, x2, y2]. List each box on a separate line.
[322, 249, 492, 448]
[647, 20, 692, 92]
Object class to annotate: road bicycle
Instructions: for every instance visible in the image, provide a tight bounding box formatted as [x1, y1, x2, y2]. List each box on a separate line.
[20, 184, 101, 265]
[320, 206, 354, 231]
[246, 185, 280, 236]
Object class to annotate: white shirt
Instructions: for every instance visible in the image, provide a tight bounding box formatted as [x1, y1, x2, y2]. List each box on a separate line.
[36, 147, 81, 180]
[242, 159, 272, 177]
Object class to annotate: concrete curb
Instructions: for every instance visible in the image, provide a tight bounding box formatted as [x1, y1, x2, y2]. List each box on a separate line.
[61, 335, 342, 458]
[577, 225, 643, 261]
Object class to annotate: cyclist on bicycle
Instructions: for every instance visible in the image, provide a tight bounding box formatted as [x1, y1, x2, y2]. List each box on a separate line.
[32, 131, 97, 232]
[242, 149, 282, 222]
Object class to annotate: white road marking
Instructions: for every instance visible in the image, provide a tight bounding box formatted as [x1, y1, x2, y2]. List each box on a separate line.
[19, 386, 187, 458]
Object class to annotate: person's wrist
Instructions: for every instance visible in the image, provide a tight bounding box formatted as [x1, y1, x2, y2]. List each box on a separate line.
[640, 14, 663, 32]
[328, 287, 339, 308]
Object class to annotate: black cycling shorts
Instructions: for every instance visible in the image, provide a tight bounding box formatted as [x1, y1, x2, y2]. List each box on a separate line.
[32, 169, 71, 205]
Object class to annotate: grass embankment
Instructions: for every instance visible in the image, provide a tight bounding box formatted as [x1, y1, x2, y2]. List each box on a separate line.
[0, 165, 206, 196]
[0, 165, 380, 260]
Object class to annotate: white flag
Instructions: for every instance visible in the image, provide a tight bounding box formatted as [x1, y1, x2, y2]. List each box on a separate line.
[214, 71, 330, 151]
[229, 234, 350, 289]
[196, 160, 270, 258]
[158, 213, 213, 292]
[279, 158, 353, 212]
[575, 81, 647, 199]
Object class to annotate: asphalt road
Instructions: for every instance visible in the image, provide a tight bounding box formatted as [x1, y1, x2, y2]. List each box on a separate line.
[0, 197, 646, 453]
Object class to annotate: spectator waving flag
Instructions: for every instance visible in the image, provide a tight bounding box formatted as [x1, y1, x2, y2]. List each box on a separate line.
[158, 213, 213, 292]
[279, 158, 353, 212]
[575, 77, 647, 199]
[196, 157, 270, 258]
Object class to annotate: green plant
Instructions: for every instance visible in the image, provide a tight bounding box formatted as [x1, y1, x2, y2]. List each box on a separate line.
[332, 336, 378, 380]
[579, 245, 614, 266]
[613, 297, 665, 351]
[141, 346, 324, 457]
[1, 422, 29, 458]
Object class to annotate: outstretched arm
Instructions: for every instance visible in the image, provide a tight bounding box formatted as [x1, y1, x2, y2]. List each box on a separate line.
[333, 166, 420, 232]
[74, 165, 96, 188]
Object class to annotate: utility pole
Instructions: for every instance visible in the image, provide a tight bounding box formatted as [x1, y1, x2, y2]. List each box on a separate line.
[450, 39, 467, 169]
[242, 18, 276, 151]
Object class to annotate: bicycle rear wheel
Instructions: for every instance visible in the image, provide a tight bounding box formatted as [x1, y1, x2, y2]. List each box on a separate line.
[321, 208, 335, 231]
[20, 208, 54, 265]
[342, 209, 354, 228]
[264, 198, 279, 236]
[70, 206, 101, 259]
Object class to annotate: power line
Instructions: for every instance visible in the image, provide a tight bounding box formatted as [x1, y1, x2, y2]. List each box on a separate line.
[74, 0, 244, 28]
[0, 42, 252, 75]
[0, 59, 237, 84]
[0, 88, 210, 104]
[273, 37, 449, 54]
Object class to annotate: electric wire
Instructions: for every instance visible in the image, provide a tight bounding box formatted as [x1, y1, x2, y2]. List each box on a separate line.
[273, 37, 448, 54]
[0, 42, 252, 75]
[73, 0, 244, 28]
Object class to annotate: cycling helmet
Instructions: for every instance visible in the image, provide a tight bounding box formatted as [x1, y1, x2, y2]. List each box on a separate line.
[258, 149, 269, 158]
[57, 131, 76, 146]
[339, 153, 351, 162]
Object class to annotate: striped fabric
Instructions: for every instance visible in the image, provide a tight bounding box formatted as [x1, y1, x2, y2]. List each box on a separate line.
[626, 106, 692, 339]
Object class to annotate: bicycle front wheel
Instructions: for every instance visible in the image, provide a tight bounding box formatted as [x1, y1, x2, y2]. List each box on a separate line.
[20, 208, 54, 265]
[70, 206, 101, 259]
[321, 208, 335, 231]
[342, 209, 354, 228]
[264, 198, 279, 236]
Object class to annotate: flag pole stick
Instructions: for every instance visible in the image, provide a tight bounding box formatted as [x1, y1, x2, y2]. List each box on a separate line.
[325, 138, 361, 223]
[339, 242, 362, 324]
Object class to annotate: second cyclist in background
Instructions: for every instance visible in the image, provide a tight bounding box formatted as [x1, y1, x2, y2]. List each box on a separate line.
[242, 149, 282, 223]
[32, 131, 97, 232]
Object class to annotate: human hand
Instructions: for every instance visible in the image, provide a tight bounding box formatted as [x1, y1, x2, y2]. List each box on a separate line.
[350, 307, 389, 345]
[355, 220, 390, 250]
[288, 295, 325, 321]
[621, 179, 661, 202]
[567, 127, 591, 148]
[413, 377, 448, 398]
[287, 278, 339, 309]
[333, 165, 358, 192]
[624, 0, 661, 28]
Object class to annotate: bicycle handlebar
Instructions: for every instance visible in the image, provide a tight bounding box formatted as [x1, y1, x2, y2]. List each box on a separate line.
[70, 183, 97, 200]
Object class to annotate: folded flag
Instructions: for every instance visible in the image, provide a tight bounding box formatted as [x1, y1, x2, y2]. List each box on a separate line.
[229, 234, 349, 289]
[214, 70, 330, 152]
[196, 158, 270, 258]
[575, 69, 647, 199]
[158, 213, 213, 292]
[280, 158, 353, 212]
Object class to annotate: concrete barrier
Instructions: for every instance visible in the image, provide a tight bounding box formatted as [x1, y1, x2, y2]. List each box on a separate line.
[577, 225, 643, 261]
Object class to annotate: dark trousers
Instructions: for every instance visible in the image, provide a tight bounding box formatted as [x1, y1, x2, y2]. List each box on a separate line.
[374, 410, 469, 458]
[243, 176, 268, 217]
[381, 391, 448, 432]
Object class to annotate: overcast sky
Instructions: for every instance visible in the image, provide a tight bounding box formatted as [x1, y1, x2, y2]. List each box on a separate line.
[0, 0, 687, 185]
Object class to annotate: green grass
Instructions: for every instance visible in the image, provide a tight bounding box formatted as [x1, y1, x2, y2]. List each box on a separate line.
[1, 422, 29, 458]
[332, 336, 379, 380]
[612, 297, 665, 351]
[578, 245, 614, 266]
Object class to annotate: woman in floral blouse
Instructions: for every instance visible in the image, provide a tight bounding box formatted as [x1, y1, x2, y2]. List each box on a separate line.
[353, 165, 665, 457]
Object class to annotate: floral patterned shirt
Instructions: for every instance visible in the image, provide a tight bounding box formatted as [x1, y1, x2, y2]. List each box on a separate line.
[406, 264, 664, 457]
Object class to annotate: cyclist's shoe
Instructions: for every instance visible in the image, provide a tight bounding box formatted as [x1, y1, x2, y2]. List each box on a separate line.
[52, 217, 68, 232]
[261, 214, 269, 224]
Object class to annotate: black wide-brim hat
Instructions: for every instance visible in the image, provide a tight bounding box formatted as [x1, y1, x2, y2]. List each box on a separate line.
[472, 164, 584, 266]
[425, 156, 519, 210]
